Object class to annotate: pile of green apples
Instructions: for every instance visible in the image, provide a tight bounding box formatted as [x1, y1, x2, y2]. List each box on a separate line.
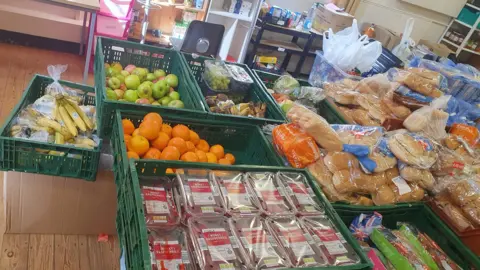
[104, 62, 184, 108]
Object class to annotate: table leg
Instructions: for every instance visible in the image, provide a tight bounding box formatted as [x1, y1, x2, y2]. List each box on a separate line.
[79, 12, 87, 55]
[83, 12, 96, 84]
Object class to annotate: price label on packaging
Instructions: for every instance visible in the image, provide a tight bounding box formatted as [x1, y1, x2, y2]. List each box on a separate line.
[392, 176, 412, 195]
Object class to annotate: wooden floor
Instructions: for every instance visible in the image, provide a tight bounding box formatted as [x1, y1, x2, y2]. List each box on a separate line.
[0, 43, 120, 269]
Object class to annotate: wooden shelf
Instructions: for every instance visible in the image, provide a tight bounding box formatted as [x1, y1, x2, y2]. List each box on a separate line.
[255, 39, 303, 53]
[209, 9, 252, 22]
[441, 38, 460, 48]
[463, 47, 480, 56]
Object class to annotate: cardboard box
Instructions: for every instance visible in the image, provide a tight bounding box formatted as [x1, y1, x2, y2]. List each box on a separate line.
[418, 39, 454, 58]
[312, 4, 354, 33]
[4, 170, 117, 234]
[361, 23, 401, 50]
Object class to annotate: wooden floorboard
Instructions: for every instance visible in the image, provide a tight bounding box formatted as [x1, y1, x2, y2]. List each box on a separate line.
[0, 234, 29, 270]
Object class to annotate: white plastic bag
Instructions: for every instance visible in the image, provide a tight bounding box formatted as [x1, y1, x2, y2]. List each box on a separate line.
[46, 65, 68, 96]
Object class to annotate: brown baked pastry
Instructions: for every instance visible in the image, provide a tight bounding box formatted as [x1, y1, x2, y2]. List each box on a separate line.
[447, 180, 480, 206]
[391, 182, 425, 203]
[355, 74, 392, 96]
[407, 68, 442, 86]
[323, 152, 359, 173]
[334, 90, 359, 105]
[356, 196, 375, 206]
[385, 167, 400, 180]
[403, 108, 449, 141]
[399, 165, 435, 191]
[372, 185, 396, 205]
[335, 127, 383, 148]
[357, 94, 388, 123]
[388, 133, 437, 169]
[336, 106, 356, 124]
[332, 170, 363, 194]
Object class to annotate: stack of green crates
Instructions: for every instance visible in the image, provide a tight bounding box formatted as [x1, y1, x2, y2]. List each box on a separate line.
[0, 75, 101, 181]
[253, 70, 348, 124]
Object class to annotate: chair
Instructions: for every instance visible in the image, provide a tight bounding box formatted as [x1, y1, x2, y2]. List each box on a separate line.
[181, 20, 225, 57]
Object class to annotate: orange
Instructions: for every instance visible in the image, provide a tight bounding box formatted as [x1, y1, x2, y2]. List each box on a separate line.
[130, 135, 150, 156]
[151, 132, 170, 151]
[138, 120, 160, 140]
[132, 128, 140, 137]
[143, 148, 162, 160]
[124, 134, 132, 151]
[122, 119, 135, 135]
[218, 158, 231, 165]
[165, 168, 174, 174]
[205, 152, 218, 163]
[181, 152, 199, 162]
[143, 112, 163, 126]
[224, 153, 235, 165]
[195, 150, 208, 163]
[189, 130, 200, 145]
[185, 141, 196, 152]
[127, 151, 139, 159]
[162, 124, 173, 137]
[168, 137, 187, 155]
[209, 145, 225, 159]
[160, 146, 180, 161]
[172, 124, 190, 141]
[196, 139, 210, 152]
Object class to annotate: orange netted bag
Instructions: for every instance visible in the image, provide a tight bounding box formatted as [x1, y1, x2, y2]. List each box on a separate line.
[273, 124, 321, 168]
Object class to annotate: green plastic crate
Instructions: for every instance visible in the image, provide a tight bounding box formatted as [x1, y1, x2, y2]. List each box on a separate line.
[111, 109, 285, 186]
[253, 69, 348, 124]
[0, 75, 101, 181]
[116, 159, 372, 270]
[181, 53, 287, 125]
[94, 37, 208, 138]
[334, 204, 480, 269]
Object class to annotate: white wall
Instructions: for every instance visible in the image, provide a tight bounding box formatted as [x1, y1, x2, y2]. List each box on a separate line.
[266, 0, 317, 13]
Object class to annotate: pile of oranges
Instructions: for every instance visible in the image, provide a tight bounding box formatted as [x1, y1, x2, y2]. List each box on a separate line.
[122, 112, 236, 165]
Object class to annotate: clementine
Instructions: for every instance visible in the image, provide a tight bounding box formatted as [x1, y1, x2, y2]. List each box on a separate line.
[122, 119, 135, 135]
[165, 168, 175, 174]
[168, 137, 187, 155]
[143, 112, 163, 126]
[151, 132, 170, 150]
[124, 134, 132, 151]
[189, 130, 200, 145]
[205, 152, 218, 163]
[185, 141, 196, 152]
[196, 139, 210, 152]
[132, 128, 140, 137]
[224, 153, 236, 165]
[209, 144, 225, 159]
[195, 150, 208, 163]
[139, 120, 160, 140]
[218, 158, 231, 165]
[172, 124, 190, 141]
[130, 135, 149, 156]
[143, 148, 162, 159]
[127, 151, 140, 159]
[181, 152, 199, 162]
[160, 146, 180, 160]
[162, 124, 173, 137]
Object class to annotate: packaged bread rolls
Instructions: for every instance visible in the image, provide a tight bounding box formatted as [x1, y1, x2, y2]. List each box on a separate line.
[435, 193, 475, 231]
[323, 152, 359, 173]
[398, 163, 435, 191]
[372, 185, 396, 205]
[407, 67, 446, 88]
[352, 109, 381, 126]
[355, 74, 393, 97]
[380, 92, 412, 120]
[400, 72, 443, 98]
[387, 133, 437, 169]
[331, 125, 384, 149]
[287, 105, 343, 152]
[403, 106, 449, 141]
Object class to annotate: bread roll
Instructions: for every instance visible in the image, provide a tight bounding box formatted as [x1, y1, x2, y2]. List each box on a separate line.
[463, 198, 480, 226]
[381, 97, 411, 120]
[444, 135, 461, 150]
[324, 152, 359, 173]
[388, 133, 437, 169]
[372, 185, 396, 205]
[402, 73, 440, 97]
[369, 153, 397, 173]
[352, 109, 381, 126]
[332, 169, 362, 194]
[399, 166, 435, 191]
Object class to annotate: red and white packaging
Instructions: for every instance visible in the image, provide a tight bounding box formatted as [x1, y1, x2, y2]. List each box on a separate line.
[266, 217, 327, 267]
[212, 171, 261, 215]
[276, 172, 324, 216]
[228, 215, 291, 269]
[148, 228, 195, 270]
[300, 216, 360, 266]
[246, 172, 294, 216]
[188, 217, 247, 270]
[177, 170, 224, 218]
[141, 183, 180, 228]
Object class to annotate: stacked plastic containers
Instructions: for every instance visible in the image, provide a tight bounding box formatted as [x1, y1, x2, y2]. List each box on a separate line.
[162, 169, 362, 269]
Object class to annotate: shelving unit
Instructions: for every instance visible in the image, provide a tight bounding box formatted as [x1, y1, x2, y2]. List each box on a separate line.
[438, 2, 480, 57]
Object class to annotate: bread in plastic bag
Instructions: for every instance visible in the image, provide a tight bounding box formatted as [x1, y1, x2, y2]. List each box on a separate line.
[323, 152, 359, 173]
[272, 123, 322, 168]
[450, 123, 479, 146]
[447, 179, 480, 207]
[407, 67, 447, 89]
[351, 109, 381, 126]
[387, 133, 437, 169]
[381, 91, 412, 120]
[356, 94, 388, 124]
[355, 74, 393, 97]
[332, 169, 386, 195]
[287, 105, 343, 152]
[358, 137, 397, 174]
[432, 145, 475, 178]
[398, 162, 435, 191]
[403, 105, 449, 141]
[331, 125, 384, 150]
[435, 193, 475, 231]
[391, 68, 443, 98]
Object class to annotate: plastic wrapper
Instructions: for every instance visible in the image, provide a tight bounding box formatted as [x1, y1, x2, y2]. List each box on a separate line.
[370, 228, 414, 270]
[148, 228, 195, 270]
[266, 216, 327, 267]
[349, 212, 383, 241]
[394, 85, 433, 105]
[398, 162, 435, 191]
[308, 51, 362, 87]
[272, 75, 300, 96]
[246, 172, 294, 216]
[403, 104, 449, 141]
[380, 91, 412, 120]
[431, 145, 475, 179]
[225, 64, 253, 93]
[416, 232, 461, 270]
[324, 152, 360, 173]
[300, 216, 360, 266]
[188, 216, 247, 270]
[287, 105, 343, 152]
[387, 133, 437, 169]
[203, 60, 232, 91]
[439, 96, 480, 127]
[356, 94, 388, 124]
[389, 179, 425, 203]
[229, 215, 290, 269]
[389, 68, 443, 98]
[407, 67, 448, 89]
[272, 124, 321, 168]
[355, 74, 393, 97]
[211, 171, 261, 215]
[332, 169, 387, 195]
[445, 179, 480, 226]
[398, 224, 438, 270]
[277, 172, 324, 216]
[176, 169, 225, 218]
[331, 125, 384, 148]
[46, 65, 83, 98]
[141, 183, 180, 228]
[357, 137, 397, 174]
[391, 230, 430, 269]
[434, 193, 476, 231]
[290, 86, 326, 110]
[450, 123, 479, 146]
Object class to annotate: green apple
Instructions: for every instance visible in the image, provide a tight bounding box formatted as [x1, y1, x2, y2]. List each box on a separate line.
[132, 68, 147, 82]
[111, 62, 123, 72]
[152, 80, 170, 99]
[125, 75, 141, 90]
[108, 77, 121, 89]
[106, 66, 119, 77]
[167, 100, 184, 108]
[106, 89, 118, 100]
[144, 81, 154, 89]
[159, 96, 172, 106]
[120, 70, 130, 77]
[154, 69, 167, 78]
[165, 74, 179, 88]
[124, 90, 138, 102]
[106, 87, 112, 92]
[146, 73, 156, 81]
[152, 101, 160, 105]
[137, 83, 152, 98]
[148, 97, 155, 104]
[136, 98, 150, 105]
[115, 74, 125, 84]
[114, 89, 125, 99]
[281, 100, 294, 113]
[168, 91, 180, 101]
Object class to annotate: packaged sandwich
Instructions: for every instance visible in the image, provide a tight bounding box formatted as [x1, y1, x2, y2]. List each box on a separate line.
[277, 172, 324, 215]
[148, 228, 195, 270]
[398, 224, 439, 270]
[246, 172, 294, 216]
[370, 228, 414, 270]
[417, 232, 461, 270]
[391, 230, 430, 269]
